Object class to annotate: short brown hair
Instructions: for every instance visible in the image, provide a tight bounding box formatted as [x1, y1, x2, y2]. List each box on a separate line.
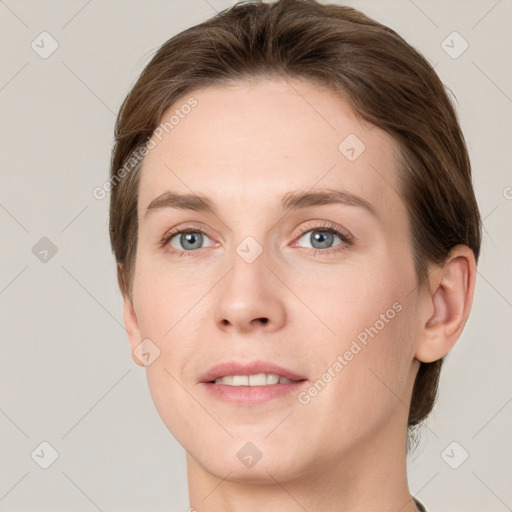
[108, 0, 481, 432]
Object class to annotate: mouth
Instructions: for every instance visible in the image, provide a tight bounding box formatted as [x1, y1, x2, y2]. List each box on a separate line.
[209, 373, 303, 386]
[199, 360, 308, 405]
[199, 359, 307, 384]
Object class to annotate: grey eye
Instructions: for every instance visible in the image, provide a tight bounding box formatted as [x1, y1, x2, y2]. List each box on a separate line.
[297, 229, 341, 250]
[170, 231, 213, 251]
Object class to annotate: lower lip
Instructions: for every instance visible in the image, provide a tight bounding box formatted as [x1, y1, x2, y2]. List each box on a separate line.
[200, 381, 308, 405]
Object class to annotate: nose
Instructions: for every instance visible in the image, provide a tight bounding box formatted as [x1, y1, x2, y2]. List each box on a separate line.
[213, 244, 287, 335]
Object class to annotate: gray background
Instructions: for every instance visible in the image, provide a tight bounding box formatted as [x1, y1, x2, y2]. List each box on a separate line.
[1, 0, 511, 511]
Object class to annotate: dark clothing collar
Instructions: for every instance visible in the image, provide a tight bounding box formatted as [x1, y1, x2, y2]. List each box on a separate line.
[414, 498, 427, 511]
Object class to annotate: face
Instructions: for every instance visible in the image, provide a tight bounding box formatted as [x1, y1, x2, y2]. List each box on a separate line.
[124, 77, 424, 483]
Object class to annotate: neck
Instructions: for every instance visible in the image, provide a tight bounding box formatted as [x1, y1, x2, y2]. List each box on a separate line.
[186, 403, 419, 512]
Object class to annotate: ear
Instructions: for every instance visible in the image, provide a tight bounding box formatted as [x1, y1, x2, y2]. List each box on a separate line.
[415, 245, 477, 363]
[120, 273, 145, 368]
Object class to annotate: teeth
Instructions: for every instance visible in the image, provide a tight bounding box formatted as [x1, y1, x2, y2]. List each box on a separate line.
[249, 373, 266, 386]
[214, 373, 295, 386]
[266, 374, 279, 385]
[232, 375, 248, 386]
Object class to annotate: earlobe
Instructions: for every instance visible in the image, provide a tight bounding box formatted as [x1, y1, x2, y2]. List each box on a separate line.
[122, 294, 145, 368]
[415, 245, 476, 363]
[118, 263, 145, 367]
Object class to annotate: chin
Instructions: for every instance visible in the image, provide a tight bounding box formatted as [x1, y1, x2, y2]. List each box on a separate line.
[186, 436, 310, 483]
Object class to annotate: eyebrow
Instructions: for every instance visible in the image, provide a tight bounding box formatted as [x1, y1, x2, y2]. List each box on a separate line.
[144, 188, 377, 218]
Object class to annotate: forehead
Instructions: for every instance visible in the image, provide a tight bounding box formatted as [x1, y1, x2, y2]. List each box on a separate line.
[137, 77, 404, 222]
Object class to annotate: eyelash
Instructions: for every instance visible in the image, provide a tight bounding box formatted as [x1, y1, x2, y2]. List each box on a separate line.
[159, 221, 353, 258]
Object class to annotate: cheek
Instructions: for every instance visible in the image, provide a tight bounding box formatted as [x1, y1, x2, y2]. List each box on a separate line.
[145, 364, 201, 428]
[302, 263, 418, 426]
[131, 268, 209, 441]
[312, 297, 419, 441]
[132, 256, 208, 338]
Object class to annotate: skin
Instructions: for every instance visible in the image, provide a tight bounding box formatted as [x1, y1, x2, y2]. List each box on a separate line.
[122, 77, 476, 511]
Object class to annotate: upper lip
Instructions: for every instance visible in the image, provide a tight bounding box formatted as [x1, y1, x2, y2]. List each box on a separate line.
[199, 360, 307, 383]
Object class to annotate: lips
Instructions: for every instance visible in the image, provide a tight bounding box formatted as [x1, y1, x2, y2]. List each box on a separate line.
[199, 360, 309, 405]
[198, 360, 307, 384]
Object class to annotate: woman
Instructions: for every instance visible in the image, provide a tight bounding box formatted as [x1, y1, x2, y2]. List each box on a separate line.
[108, 1, 481, 510]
